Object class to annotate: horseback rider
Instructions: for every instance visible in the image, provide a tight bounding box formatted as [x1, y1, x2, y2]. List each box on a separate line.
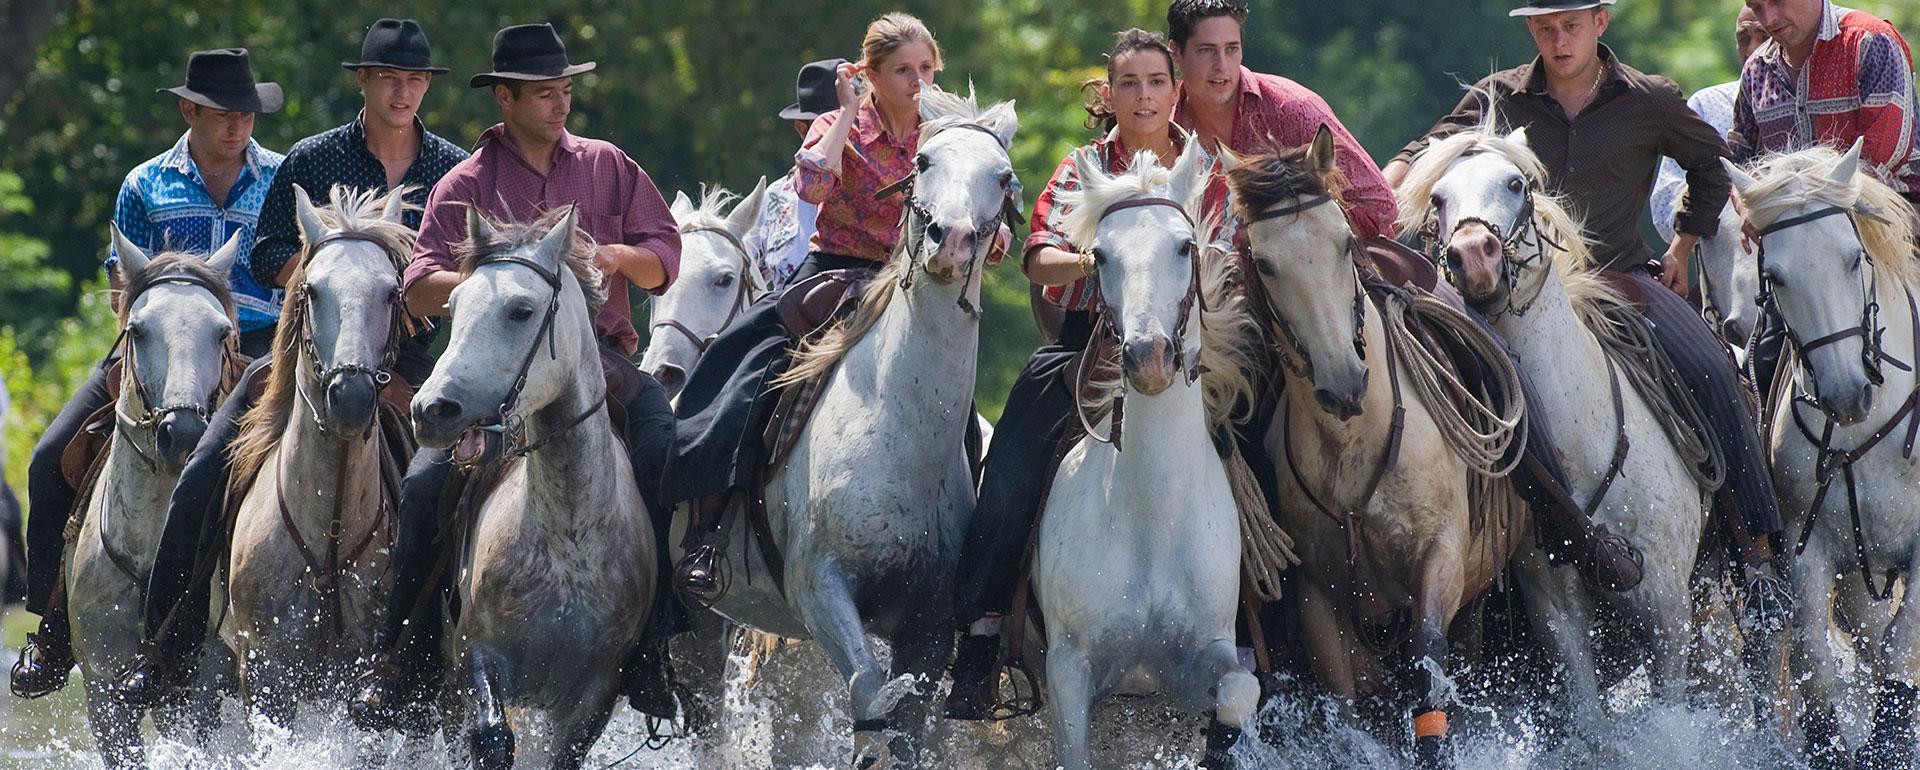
[944, 27, 1239, 720]
[11, 47, 285, 699]
[347, 22, 683, 727]
[668, 13, 1008, 598]
[110, 19, 471, 706]
[1733, 0, 1920, 401]
[1382, 0, 1788, 586]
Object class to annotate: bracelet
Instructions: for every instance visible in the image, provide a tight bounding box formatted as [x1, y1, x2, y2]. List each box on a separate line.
[1078, 249, 1097, 276]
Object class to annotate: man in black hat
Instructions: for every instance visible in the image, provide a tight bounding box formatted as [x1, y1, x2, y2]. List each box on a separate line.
[746, 58, 845, 290]
[350, 22, 684, 729]
[11, 47, 285, 699]
[1386, 1, 1789, 602]
[109, 19, 472, 706]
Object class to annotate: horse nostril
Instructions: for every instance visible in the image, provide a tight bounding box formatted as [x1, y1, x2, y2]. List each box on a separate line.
[425, 397, 462, 421]
[925, 222, 945, 245]
[652, 364, 686, 396]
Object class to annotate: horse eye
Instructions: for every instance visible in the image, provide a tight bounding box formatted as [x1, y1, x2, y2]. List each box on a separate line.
[715, 274, 735, 288]
[128, 323, 148, 341]
[997, 170, 1013, 189]
[509, 304, 535, 322]
[1506, 177, 1526, 194]
[916, 155, 931, 173]
[1254, 259, 1276, 276]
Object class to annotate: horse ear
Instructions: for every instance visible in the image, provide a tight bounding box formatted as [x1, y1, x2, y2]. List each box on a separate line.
[465, 204, 498, 251]
[294, 184, 329, 250]
[1306, 124, 1337, 176]
[1506, 126, 1531, 149]
[1072, 146, 1108, 190]
[983, 100, 1019, 149]
[1168, 138, 1210, 211]
[670, 190, 694, 221]
[380, 187, 408, 224]
[536, 206, 580, 271]
[1830, 138, 1863, 184]
[205, 229, 243, 276]
[111, 223, 151, 278]
[1721, 157, 1759, 199]
[728, 177, 769, 239]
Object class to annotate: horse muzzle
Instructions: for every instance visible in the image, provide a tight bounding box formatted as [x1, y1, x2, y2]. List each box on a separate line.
[1445, 226, 1506, 305]
[155, 412, 207, 467]
[1121, 335, 1178, 395]
[922, 221, 978, 282]
[412, 393, 476, 450]
[323, 371, 380, 436]
[1312, 367, 1369, 421]
[649, 362, 688, 401]
[1816, 379, 1875, 426]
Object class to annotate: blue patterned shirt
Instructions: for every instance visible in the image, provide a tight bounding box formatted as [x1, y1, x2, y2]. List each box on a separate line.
[111, 133, 285, 331]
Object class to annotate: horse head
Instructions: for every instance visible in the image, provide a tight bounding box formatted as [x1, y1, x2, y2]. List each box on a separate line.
[908, 84, 1019, 285]
[1694, 197, 1760, 345]
[413, 206, 601, 450]
[1416, 126, 1566, 316]
[1229, 125, 1369, 419]
[289, 184, 411, 435]
[1065, 141, 1211, 395]
[1727, 140, 1920, 424]
[111, 226, 240, 467]
[641, 181, 768, 400]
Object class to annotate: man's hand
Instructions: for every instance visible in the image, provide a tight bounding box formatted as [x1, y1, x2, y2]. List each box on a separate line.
[1658, 233, 1699, 296]
[595, 243, 667, 292]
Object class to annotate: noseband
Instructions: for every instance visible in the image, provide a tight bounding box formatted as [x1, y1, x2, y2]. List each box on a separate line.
[293, 231, 407, 436]
[650, 225, 758, 354]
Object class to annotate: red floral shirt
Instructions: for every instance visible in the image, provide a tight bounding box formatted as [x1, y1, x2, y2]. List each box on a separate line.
[794, 100, 919, 262]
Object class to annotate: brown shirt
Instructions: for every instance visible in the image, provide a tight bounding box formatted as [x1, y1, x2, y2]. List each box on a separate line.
[1395, 45, 1732, 272]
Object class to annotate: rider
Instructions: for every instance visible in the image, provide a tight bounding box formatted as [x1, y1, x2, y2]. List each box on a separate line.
[944, 27, 1238, 720]
[669, 13, 1009, 598]
[1732, 0, 1920, 400]
[747, 58, 845, 291]
[1382, 0, 1786, 585]
[112, 19, 471, 706]
[348, 22, 683, 727]
[11, 48, 286, 699]
[1650, 6, 1767, 250]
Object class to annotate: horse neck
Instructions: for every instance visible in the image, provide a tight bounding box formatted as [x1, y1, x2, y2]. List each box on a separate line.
[519, 327, 628, 527]
[1490, 268, 1611, 425]
[276, 357, 385, 519]
[856, 271, 980, 418]
[1112, 371, 1216, 498]
[1855, 274, 1920, 418]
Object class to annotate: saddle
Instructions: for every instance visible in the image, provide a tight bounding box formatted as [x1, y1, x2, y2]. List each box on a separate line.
[1360, 236, 1441, 294]
[775, 269, 869, 339]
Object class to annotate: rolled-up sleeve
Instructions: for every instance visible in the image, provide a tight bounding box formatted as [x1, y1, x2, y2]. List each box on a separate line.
[402, 172, 472, 298]
[1856, 31, 1917, 183]
[793, 111, 842, 205]
[622, 159, 682, 295]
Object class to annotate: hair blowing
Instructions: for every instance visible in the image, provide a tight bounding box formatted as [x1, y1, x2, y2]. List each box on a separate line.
[859, 12, 943, 71]
[1082, 28, 1178, 132]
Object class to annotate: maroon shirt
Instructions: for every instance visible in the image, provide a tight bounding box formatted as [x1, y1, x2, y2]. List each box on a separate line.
[406, 124, 681, 353]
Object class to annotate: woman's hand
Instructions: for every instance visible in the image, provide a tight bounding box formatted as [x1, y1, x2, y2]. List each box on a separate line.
[835, 62, 866, 111]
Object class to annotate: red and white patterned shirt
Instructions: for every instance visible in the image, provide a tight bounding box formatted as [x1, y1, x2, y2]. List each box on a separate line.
[794, 100, 919, 262]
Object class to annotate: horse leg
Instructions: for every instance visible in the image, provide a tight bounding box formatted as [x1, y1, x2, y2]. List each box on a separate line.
[467, 645, 515, 770]
[553, 694, 619, 770]
[1514, 550, 1603, 731]
[790, 564, 905, 767]
[1297, 579, 1360, 706]
[1645, 569, 1696, 705]
[885, 612, 955, 767]
[1789, 544, 1849, 769]
[1856, 556, 1920, 770]
[1043, 642, 1098, 770]
[239, 648, 299, 728]
[1409, 550, 1466, 770]
[83, 677, 145, 769]
[1195, 637, 1259, 770]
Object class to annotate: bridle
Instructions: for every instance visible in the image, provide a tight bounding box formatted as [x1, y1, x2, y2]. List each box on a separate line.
[1073, 195, 1210, 449]
[874, 121, 1025, 318]
[649, 224, 759, 353]
[451, 244, 605, 470]
[1245, 193, 1369, 381]
[1753, 204, 1907, 403]
[292, 231, 407, 436]
[1420, 182, 1556, 321]
[111, 267, 235, 468]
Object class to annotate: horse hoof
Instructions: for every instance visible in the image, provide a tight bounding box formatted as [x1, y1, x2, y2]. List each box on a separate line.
[1414, 735, 1450, 769]
[1199, 721, 1242, 770]
[470, 722, 515, 770]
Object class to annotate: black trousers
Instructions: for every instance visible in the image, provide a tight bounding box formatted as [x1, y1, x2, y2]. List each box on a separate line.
[951, 313, 1093, 626]
[24, 364, 115, 615]
[379, 343, 679, 656]
[664, 253, 879, 505]
[1613, 269, 1784, 536]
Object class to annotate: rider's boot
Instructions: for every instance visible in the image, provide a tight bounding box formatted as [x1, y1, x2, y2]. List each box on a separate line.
[943, 630, 1002, 721]
[10, 598, 73, 699]
[674, 491, 740, 603]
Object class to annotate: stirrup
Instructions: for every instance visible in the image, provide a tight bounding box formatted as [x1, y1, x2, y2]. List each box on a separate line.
[9, 633, 73, 699]
[1740, 561, 1794, 635]
[674, 543, 732, 609]
[987, 655, 1045, 721]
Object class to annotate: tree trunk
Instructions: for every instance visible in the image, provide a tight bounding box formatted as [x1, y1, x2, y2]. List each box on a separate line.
[0, 0, 62, 111]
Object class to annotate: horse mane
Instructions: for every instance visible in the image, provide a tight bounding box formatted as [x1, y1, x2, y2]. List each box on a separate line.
[456, 205, 608, 310]
[1393, 124, 1628, 327]
[1738, 145, 1920, 286]
[230, 186, 419, 488]
[776, 85, 1011, 388]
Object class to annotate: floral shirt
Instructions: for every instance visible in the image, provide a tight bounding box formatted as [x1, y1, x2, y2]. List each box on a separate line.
[794, 100, 918, 262]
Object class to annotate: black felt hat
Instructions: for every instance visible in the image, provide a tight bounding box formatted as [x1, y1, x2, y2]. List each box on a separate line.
[469, 23, 596, 88]
[778, 58, 847, 121]
[342, 19, 449, 73]
[161, 48, 284, 113]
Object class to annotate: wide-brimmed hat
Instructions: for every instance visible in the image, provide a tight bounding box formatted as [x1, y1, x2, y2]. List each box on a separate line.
[1510, 0, 1615, 16]
[342, 18, 449, 73]
[778, 58, 846, 122]
[469, 23, 596, 88]
[160, 48, 284, 113]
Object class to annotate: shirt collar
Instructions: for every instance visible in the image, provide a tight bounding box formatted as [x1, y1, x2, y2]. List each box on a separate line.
[1520, 43, 1623, 95]
[1097, 125, 1188, 169]
[1818, 0, 1846, 43]
[479, 123, 584, 168]
[163, 131, 265, 183]
[851, 98, 917, 146]
[348, 111, 433, 158]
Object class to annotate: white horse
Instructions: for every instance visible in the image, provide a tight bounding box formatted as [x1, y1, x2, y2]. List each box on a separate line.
[411, 207, 653, 769]
[67, 228, 241, 768]
[673, 84, 1018, 768]
[223, 185, 413, 724]
[1033, 142, 1261, 770]
[1653, 182, 1760, 347]
[1401, 127, 1713, 722]
[1227, 127, 1525, 768]
[641, 181, 770, 401]
[1725, 141, 1920, 770]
